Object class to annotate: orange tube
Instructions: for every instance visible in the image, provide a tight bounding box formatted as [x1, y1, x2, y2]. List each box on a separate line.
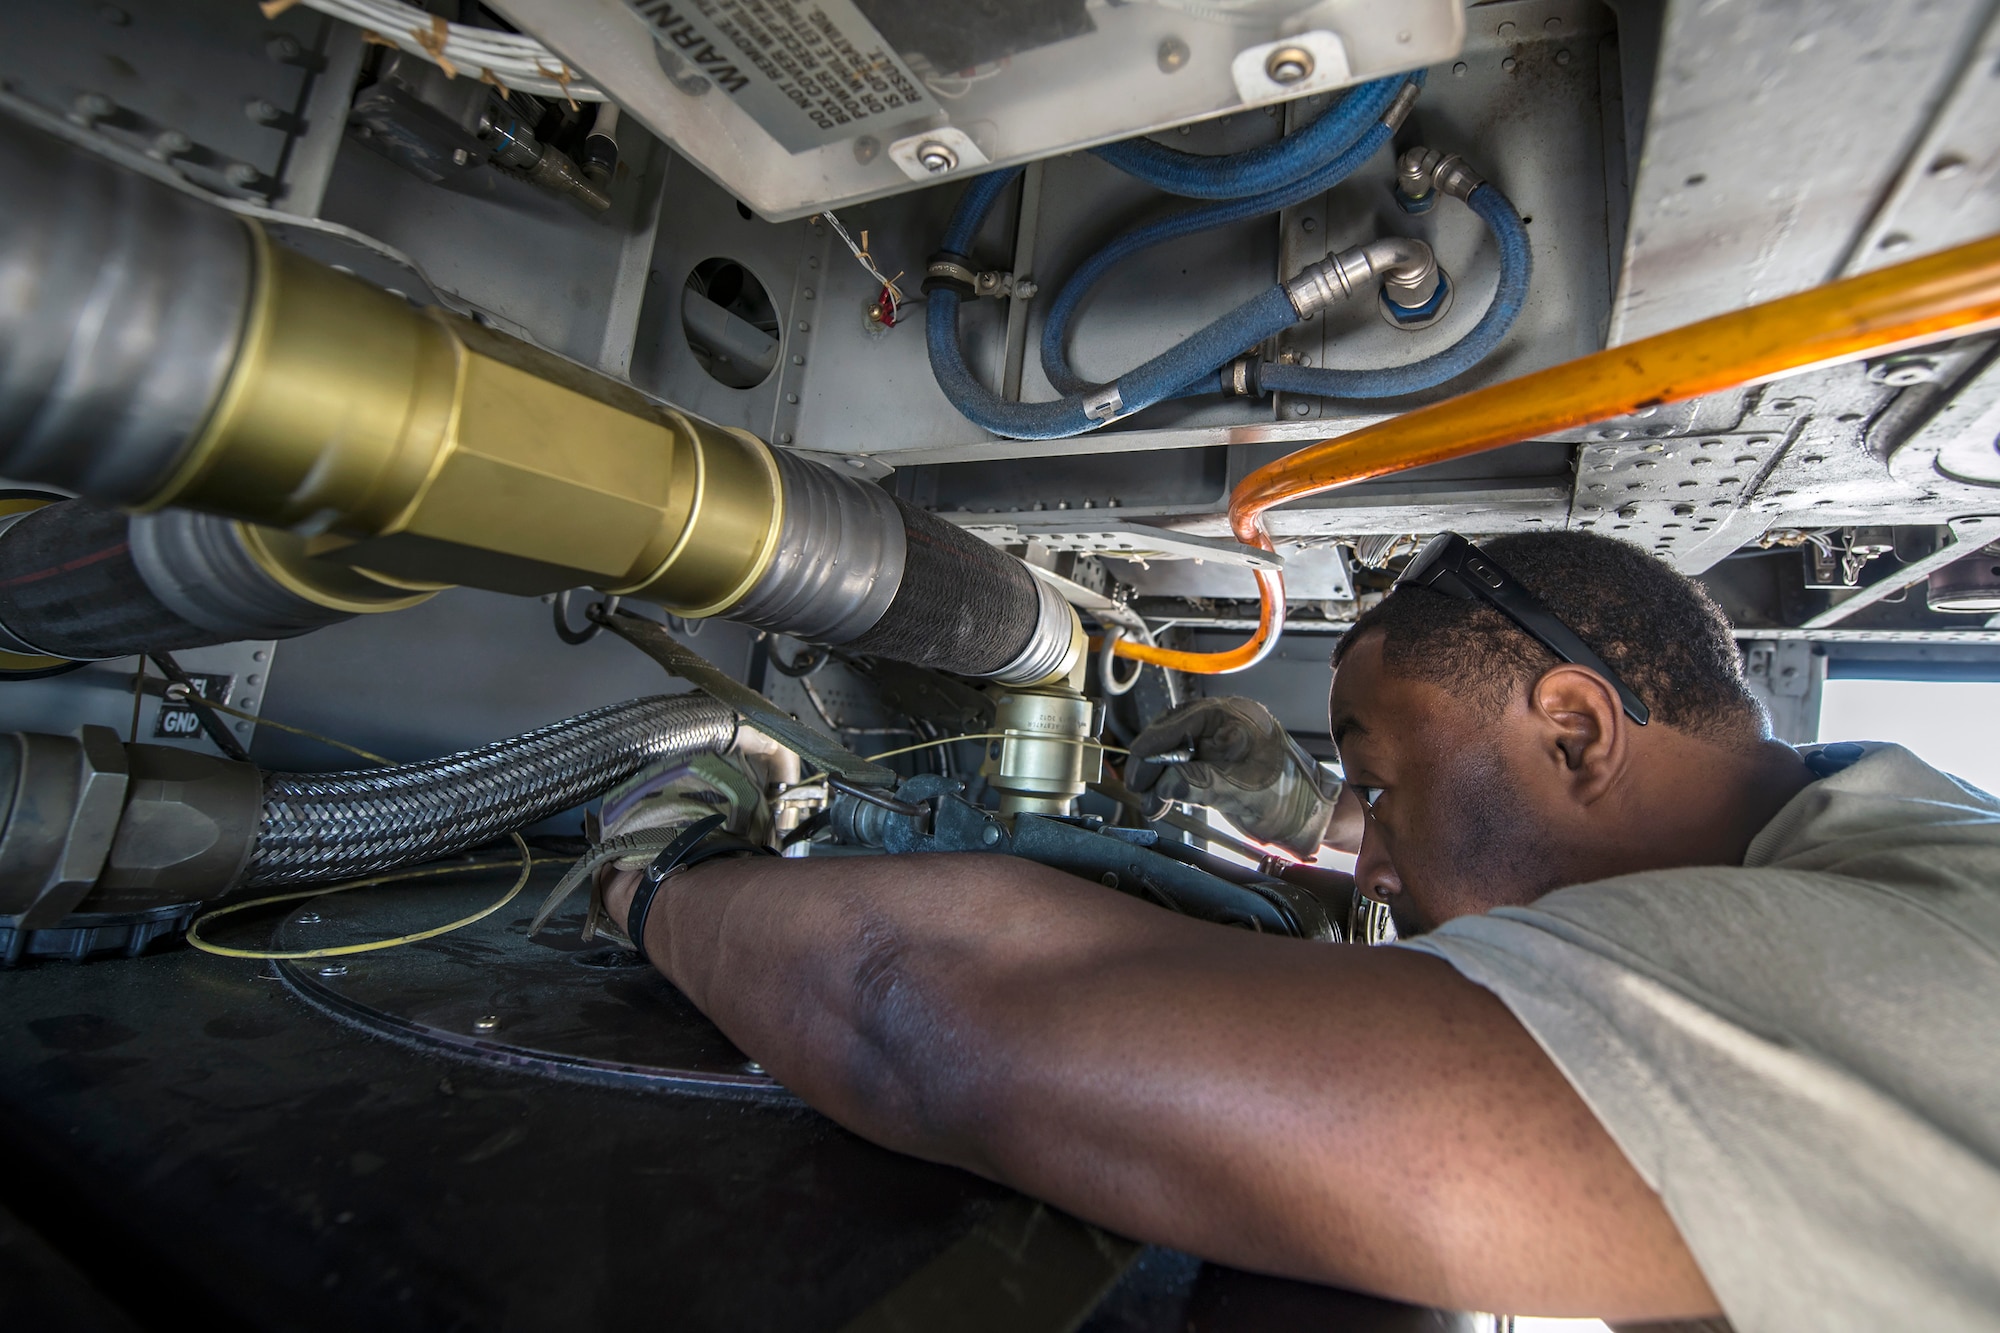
[1113, 232, 2000, 674]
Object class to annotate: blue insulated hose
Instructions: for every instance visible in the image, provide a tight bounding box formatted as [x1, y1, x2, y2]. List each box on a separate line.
[927, 284, 1299, 440]
[1039, 117, 1397, 396]
[1252, 184, 1532, 400]
[1090, 75, 1405, 199]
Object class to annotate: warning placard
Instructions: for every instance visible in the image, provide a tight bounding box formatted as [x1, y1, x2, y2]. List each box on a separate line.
[628, 0, 932, 152]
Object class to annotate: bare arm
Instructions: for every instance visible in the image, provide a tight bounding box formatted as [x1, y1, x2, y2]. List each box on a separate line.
[619, 853, 1719, 1320]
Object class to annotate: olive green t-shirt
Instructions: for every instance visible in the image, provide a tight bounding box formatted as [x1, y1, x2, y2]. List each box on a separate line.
[1403, 743, 2000, 1332]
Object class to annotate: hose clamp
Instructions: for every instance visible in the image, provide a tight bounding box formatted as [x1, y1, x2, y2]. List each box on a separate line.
[1226, 356, 1257, 397]
[1082, 384, 1125, 422]
[989, 578, 1081, 685]
[922, 251, 980, 298]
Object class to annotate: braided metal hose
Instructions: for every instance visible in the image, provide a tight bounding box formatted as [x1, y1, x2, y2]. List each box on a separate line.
[249, 694, 738, 887]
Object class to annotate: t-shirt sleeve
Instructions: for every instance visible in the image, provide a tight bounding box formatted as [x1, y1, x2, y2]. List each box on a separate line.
[1401, 868, 2000, 1333]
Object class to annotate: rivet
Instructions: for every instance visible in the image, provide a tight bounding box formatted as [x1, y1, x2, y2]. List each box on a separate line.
[318, 964, 347, 978]
[473, 1015, 499, 1032]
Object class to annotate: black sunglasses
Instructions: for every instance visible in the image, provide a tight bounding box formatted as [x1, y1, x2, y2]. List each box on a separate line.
[1394, 533, 1650, 725]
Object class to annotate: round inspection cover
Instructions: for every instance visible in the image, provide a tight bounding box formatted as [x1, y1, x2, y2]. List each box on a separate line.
[273, 863, 791, 1100]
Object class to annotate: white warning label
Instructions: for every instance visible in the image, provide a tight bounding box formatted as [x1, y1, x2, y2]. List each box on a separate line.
[627, 0, 932, 152]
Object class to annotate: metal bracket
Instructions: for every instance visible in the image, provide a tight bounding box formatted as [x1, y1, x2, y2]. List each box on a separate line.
[1801, 515, 2000, 628]
[956, 519, 1284, 570]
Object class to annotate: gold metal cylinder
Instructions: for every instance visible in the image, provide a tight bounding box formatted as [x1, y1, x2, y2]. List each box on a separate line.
[990, 688, 1102, 818]
[142, 223, 787, 610]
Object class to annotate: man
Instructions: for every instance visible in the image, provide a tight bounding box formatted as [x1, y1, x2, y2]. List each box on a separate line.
[584, 531, 2000, 1329]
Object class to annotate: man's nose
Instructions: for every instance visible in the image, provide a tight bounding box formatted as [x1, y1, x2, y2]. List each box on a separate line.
[1356, 821, 1404, 904]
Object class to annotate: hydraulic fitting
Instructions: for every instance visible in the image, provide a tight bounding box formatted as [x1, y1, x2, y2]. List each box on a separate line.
[989, 687, 1103, 818]
[1285, 238, 1447, 324]
[478, 100, 610, 212]
[1396, 146, 1486, 214]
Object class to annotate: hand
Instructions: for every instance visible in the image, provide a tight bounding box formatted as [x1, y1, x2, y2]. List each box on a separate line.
[530, 750, 773, 943]
[1127, 697, 1341, 858]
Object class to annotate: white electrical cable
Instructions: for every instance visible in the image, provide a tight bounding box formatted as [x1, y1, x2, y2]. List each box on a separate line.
[819, 209, 904, 320]
[266, 0, 607, 101]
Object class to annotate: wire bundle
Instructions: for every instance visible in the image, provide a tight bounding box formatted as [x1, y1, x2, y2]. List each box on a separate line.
[268, 0, 606, 100]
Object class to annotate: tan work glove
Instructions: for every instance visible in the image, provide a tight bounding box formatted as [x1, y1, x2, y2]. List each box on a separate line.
[529, 750, 772, 942]
[1126, 697, 1342, 859]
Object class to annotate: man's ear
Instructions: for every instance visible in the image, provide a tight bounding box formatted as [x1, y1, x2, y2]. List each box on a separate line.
[1528, 664, 1628, 804]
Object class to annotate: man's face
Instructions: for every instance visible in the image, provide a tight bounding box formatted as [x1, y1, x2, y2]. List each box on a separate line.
[1328, 630, 1579, 934]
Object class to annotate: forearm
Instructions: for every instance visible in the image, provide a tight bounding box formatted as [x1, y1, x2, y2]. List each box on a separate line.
[647, 852, 1165, 1164]
[635, 854, 1716, 1317]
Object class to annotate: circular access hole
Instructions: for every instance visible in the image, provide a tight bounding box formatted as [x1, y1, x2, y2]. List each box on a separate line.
[682, 257, 780, 389]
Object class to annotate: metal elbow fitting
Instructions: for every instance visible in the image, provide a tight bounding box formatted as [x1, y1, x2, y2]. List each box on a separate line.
[1395, 146, 1486, 214]
[1285, 237, 1448, 326]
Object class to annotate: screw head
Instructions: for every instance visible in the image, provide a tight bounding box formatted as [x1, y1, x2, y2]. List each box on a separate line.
[1265, 46, 1315, 84]
[318, 964, 347, 978]
[296, 912, 322, 925]
[473, 1015, 499, 1033]
[1868, 356, 1939, 386]
[915, 140, 958, 174]
[1157, 37, 1190, 73]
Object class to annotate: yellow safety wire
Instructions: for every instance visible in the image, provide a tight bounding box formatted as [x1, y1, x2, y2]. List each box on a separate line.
[863, 732, 1129, 764]
[188, 833, 546, 961]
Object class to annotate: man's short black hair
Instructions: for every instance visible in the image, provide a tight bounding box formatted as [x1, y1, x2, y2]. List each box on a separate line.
[1334, 531, 1765, 742]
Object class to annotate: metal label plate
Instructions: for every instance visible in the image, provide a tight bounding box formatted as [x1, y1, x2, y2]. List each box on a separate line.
[624, 0, 932, 153]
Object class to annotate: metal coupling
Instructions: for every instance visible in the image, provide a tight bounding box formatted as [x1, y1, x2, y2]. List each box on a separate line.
[990, 577, 1087, 688]
[990, 688, 1103, 818]
[725, 449, 906, 644]
[478, 104, 609, 212]
[1380, 81, 1422, 132]
[1224, 355, 1259, 397]
[1395, 146, 1443, 212]
[1395, 147, 1485, 212]
[1286, 238, 1440, 320]
[1433, 153, 1485, 201]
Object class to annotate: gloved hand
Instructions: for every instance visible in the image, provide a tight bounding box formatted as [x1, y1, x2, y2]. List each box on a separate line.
[529, 750, 774, 943]
[1126, 697, 1341, 859]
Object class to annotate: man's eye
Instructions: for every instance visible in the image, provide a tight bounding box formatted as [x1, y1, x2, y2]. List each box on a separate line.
[1352, 784, 1385, 809]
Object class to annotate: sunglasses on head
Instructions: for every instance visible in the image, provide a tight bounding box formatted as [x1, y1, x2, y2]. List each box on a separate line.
[1393, 533, 1650, 725]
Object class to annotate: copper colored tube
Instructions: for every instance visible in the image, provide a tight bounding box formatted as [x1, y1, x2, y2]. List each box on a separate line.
[1112, 232, 2000, 675]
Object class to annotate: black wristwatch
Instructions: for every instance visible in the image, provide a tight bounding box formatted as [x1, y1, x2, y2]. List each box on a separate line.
[622, 814, 777, 964]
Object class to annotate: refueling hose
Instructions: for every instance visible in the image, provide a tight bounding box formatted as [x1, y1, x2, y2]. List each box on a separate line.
[1112, 231, 2000, 675]
[249, 693, 737, 887]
